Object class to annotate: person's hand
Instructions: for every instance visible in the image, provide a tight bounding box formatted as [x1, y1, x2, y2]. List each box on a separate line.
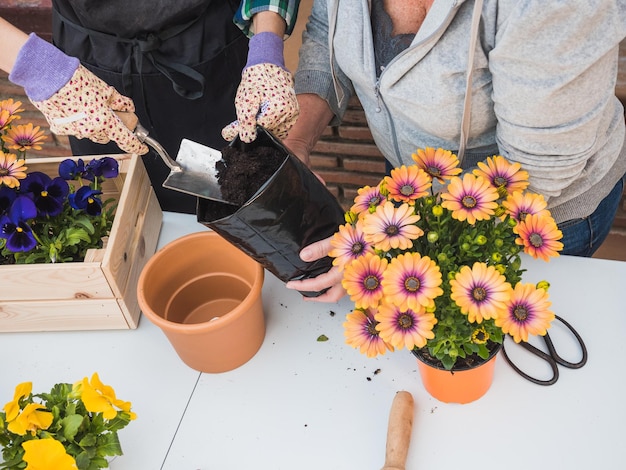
[282, 135, 311, 167]
[222, 32, 299, 143]
[285, 237, 347, 303]
[30, 65, 148, 155]
[8, 34, 148, 155]
[222, 63, 298, 143]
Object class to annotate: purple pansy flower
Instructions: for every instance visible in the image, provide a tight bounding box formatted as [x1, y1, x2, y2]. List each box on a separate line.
[69, 186, 103, 216]
[86, 157, 119, 178]
[19, 171, 70, 217]
[0, 196, 38, 252]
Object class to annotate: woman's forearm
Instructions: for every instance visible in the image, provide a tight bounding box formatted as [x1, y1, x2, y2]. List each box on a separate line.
[0, 17, 29, 74]
[283, 93, 335, 166]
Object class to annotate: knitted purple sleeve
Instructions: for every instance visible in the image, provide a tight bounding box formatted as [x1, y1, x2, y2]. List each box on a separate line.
[8, 34, 79, 101]
[244, 32, 286, 71]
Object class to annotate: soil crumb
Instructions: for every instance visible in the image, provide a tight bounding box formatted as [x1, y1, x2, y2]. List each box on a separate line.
[216, 145, 285, 206]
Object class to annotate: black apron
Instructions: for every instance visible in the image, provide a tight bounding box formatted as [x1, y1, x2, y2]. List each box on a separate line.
[51, 0, 248, 213]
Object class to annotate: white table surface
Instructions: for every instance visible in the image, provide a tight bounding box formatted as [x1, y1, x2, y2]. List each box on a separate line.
[2, 211, 625, 470]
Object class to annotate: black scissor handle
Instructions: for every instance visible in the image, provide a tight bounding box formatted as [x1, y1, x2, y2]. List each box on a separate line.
[547, 315, 588, 369]
[501, 315, 588, 386]
[501, 339, 559, 386]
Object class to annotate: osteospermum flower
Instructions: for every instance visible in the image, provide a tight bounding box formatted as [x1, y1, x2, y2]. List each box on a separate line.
[362, 201, 423, 251]
[383, 165, 431, 203]
[375, 303, 437, 350]
[503, 191, 550, 222]
[22, 439, 78, 470]
[382, 252, 443, 311]
[411, 147, 462, 183]
[0, 152, 27, 188]
[350, 185, 386, 216]
[0, 98, 24, 117]
[344, 308, 394, 358]
[496, 282, 555, 343]
[0, 99, 24, 129]
[440, 173, 499, 225]
[342, 252, 388, 309]
[3, 123, 46, 152]
[329, 220, 374, 271]
[473, 155, 529, 196]
[73, 372, 136, 421]
[514, 213, 563, 261]
[450, 262, 512, 323]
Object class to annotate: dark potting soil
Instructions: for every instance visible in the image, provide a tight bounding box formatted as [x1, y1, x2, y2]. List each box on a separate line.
[413, 341, 501, 371]
[216, 145, 285, 206]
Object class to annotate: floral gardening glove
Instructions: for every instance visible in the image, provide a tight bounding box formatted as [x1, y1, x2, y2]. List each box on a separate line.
[9, 34, 148, 155]
[221, 32, 299, 143]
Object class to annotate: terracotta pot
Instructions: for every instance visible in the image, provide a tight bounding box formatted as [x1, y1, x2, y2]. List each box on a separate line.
[137, 231, 265, 373]
[414, 345, 501, 404]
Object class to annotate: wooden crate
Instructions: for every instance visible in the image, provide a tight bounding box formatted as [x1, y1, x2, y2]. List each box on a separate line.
[0, 154, 163, 332]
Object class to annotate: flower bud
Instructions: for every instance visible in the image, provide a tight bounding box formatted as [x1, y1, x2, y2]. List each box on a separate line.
[427, 231, 439, 243]
[494, 238, 504, 248]
[475, 235, 487, 245]
[494, 205, 507, 217]
[437, 252, 447, 263]
[536, 280, 550, 291]
[461, 242, 471, 252]
[344, 211, 358, 225]
[491, 252, 502, 262]
[432, 205, 444, 217]
[494, 264, 506, 274]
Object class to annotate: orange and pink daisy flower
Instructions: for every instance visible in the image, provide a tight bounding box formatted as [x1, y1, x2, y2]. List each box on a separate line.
[496, 283, 555, 343]
[450, 262, 512, 323]
[503, 191, 550, 222]
[362, 201, 423, 251]
[411, 147, 462, 183]
[343, 308, 394, 358]
[383, 165, 432, 203]
[381, 252, 443, 311]
[0, 99, 24, 129]
[0, 152, 28, 188]
[329, 220, 374, 271]
[3, 123, 47, 152]
[350, 185, 386, 217]
[440, 173, 499, 225]
[473, 155, 529, 196]
[514, 213, 563, 262]
[375, 303, 437, 350]
[342, 252, 388, 309]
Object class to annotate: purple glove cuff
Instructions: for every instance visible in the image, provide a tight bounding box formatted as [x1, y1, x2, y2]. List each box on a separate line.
[245, 32, 286, 71]
[9, 33, 80, 101]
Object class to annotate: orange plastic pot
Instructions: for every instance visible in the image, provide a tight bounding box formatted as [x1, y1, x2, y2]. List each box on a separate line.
[414, 346, 501, 404]
[137, 231, 265, 373]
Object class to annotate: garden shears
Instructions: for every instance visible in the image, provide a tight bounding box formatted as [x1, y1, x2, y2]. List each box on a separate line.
[501, 315, 588, 386]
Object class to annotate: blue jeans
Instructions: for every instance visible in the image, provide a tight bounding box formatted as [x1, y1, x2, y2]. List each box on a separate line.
[558, 176, 625, 257]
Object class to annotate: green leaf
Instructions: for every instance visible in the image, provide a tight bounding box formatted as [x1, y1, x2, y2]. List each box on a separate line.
[64, 228, 93, 246]
[317, 334, 329, 342]
[62, 414, 84, 441]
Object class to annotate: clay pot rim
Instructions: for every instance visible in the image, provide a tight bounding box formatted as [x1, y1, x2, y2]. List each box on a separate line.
[137, 231, 264, 332]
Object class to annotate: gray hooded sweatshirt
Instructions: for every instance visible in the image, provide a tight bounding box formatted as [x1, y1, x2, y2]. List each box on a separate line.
[295, 0, 626, 223]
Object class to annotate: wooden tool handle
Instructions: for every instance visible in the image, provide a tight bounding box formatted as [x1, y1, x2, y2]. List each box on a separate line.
[381, 391, 415, 470]
[115, 111, 139, 131]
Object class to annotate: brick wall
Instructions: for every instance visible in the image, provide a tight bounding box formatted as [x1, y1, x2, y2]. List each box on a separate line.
[1, 1, 625, 229]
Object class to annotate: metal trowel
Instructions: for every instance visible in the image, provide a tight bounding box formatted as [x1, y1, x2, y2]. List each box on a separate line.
[118, 112, 237, 206]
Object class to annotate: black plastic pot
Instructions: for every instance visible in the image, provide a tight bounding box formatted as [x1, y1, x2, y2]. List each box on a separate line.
[196, 126, 345, 297]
